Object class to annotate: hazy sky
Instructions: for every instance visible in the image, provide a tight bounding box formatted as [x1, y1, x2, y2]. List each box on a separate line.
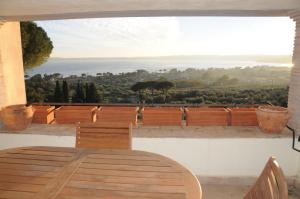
[36, 17, 295, 58]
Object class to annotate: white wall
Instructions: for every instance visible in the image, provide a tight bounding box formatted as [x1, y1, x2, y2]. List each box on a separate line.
[0, 133, 298, 180]
[134, 138, 299, 178]
[0, 134, 75, 149]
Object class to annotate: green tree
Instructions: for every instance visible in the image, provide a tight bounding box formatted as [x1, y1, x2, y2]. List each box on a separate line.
[87, 83, 100, 103]
[85, 82, 89, 102]
[156, 81, 174, 103]
[62, 81, 69, 103]
[131, 82, 148, 103]
[21, 21, 53, 69]
[145, 81, 158, 103]
[72, 81, 85, 103]
[53, 81, 63, 102]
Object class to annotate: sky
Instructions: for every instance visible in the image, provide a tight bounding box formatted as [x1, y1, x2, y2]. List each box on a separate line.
[36, 17, 295, 58]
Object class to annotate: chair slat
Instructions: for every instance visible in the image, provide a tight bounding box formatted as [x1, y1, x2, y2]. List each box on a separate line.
[76, 122, 132, 150]
[243, 157, 288, 199]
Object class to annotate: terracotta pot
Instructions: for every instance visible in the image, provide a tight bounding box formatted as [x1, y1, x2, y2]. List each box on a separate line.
[1, 105, 34, 131]
[256, 106, 290, 134]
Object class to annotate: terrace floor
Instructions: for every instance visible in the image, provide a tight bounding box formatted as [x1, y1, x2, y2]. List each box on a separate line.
[202, 184, 300, 199]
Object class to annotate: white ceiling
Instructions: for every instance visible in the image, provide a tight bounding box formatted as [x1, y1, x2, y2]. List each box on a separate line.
[1, 0, 300, 21]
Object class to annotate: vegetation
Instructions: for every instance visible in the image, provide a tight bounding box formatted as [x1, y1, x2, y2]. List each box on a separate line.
[21, 21, 53, 69]
[25, 66, 290, 107]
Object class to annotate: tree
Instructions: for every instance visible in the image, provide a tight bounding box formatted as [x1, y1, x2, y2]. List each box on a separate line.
[21, 21, 53, 69]
[53, 81, 63, 102]
[72, 81, 85, 103]
[156, 81, 174, 103]
[62, 81, 69, 102]
[85, 82, 89, 102]
[145, 81, 157, 103]
[131, 82, 148, 103]
[88, 83, 101, 103]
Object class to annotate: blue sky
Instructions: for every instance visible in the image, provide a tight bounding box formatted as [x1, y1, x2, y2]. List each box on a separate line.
[36, 17, 295, 58]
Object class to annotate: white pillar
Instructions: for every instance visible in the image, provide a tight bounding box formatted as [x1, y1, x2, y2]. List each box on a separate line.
[289, 10, 300, 191]
[0, 21, 27, 110]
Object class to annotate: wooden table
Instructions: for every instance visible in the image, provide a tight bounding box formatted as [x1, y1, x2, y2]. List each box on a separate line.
[0, 146, 202, 199]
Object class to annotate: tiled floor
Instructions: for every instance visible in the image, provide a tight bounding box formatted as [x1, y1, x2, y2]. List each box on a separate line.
[202, 184, 300, 199]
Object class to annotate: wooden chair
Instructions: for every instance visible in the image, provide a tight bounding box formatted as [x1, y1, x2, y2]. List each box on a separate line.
[244, 157, 288, 199]
[76, 122, 132, 149]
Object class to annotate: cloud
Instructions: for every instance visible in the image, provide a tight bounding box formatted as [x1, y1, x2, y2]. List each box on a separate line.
[37, 17, 180, 57]
[36, 17, 294, 57]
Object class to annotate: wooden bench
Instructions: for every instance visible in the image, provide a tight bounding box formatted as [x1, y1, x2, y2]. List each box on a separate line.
[76, 122, 132, 149]
[142, 107, 183, 126]
[55, 106, 97, 124]
[96, 106, 139, 126]
[244, 157, 288, 199]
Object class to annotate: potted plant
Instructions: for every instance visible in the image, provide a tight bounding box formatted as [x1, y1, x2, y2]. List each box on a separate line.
[256, 105, 290, 134]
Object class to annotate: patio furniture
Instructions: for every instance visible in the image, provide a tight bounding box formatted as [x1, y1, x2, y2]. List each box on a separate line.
[244, 157, 288, 199]
[185, 107, 229, 126]
[55, 106, 97, 124]
[96, 106, 139, 126]
[32, 105, 55, 124]
[76, 122, 132, 149]
[0, 146, 202, 199]
[142, 107, 183, 126]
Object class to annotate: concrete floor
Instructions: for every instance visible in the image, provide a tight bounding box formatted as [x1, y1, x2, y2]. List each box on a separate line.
[202, 184, 300, 199]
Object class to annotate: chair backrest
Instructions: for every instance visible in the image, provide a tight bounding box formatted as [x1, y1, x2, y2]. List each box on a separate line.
[76, 122, 132, 150]
[244, 157, 288, 199]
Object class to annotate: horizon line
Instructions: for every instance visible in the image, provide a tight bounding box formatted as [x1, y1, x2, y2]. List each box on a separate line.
[50, 54, 293, 59]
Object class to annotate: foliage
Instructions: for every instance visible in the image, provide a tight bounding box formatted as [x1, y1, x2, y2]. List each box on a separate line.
[25, 66, 290, 107]
[87, 83, 101, 103]
[62, 81, 69, 102]
[72, 81, 85, 103]
[21, 22, 53, 69]
[54, 81, 63, 102]
[131, 81, 174, 103]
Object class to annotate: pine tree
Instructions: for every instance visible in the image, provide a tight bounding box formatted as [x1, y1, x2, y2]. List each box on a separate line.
[53, 81, 63, 102]
[88, 83, 100, 103]
[72, 81, 85, 103]
[85, 82, 89, 102]
[62, 80, 69, 102]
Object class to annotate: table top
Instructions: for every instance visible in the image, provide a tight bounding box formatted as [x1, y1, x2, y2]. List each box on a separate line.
[0, 146, 202, 199]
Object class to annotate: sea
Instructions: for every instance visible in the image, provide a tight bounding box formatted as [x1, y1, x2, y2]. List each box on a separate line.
[25, 56, 292, 77]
